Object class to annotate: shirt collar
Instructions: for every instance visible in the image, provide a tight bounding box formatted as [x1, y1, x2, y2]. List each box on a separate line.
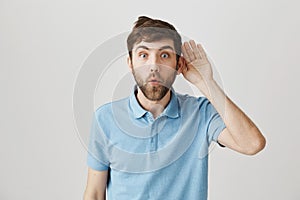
[129, 86, 147, 118]
[129, 85, 180, 119]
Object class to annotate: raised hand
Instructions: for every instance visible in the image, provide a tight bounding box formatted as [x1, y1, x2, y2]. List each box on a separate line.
[181, 40, 214, 86]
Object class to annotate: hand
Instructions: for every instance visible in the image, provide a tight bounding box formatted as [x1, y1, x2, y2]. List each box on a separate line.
[181, 40, 214, 86]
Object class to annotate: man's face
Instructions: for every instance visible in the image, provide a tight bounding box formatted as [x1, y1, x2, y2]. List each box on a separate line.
[129, 39, 178, 101]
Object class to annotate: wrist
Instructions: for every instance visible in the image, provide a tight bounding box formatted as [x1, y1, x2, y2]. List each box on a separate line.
[195, 78, 218, 99]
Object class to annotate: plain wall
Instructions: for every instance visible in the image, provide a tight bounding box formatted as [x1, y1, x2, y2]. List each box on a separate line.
[1, 0, 299, 199]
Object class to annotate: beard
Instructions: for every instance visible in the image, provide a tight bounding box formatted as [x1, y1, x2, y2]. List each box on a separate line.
[132, 69, 176, 101]
[139, 83, 169, 101]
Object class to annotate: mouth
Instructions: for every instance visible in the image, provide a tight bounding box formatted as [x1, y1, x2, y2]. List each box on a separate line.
[148, 79, 161, 85]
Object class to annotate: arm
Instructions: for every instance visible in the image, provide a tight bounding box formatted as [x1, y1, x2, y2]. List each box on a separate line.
[83, 167, 108, 200]
[181, 40, 266, 155]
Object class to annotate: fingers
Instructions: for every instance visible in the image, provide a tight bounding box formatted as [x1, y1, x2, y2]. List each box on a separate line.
[190, 40, 202, 59]
[181, 40, 206, 62]
[197, 44, 207, 59]
[182, 42, 194, 63]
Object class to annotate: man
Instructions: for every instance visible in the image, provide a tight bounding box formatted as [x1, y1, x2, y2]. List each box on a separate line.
[84, 16, 266, 200]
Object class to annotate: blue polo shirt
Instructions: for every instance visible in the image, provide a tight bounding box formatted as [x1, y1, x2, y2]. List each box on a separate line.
[87, 87, 226, 200]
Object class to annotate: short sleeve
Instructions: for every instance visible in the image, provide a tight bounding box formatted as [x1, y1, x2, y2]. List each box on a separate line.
[206, 100, 226, 147]
[86, 112, 110, 171]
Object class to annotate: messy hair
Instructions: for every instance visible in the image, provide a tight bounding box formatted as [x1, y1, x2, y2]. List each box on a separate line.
[127, 16, 182, 62]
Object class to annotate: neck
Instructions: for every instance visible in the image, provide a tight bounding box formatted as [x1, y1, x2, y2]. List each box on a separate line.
[136, 88, 171, 119]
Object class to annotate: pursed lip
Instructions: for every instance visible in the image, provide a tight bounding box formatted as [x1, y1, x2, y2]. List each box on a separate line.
[147, 79, 162, 85]
[148, 78, 161, 83]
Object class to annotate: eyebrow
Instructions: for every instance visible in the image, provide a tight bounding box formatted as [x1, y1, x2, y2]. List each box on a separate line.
[134, 45, 175, 52]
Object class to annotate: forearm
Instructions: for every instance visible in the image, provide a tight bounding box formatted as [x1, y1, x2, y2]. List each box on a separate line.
[196, 79, 266, 151]
[84, 168, 108, 200]
[83, 190, 105, 200]
[180, 40, 265, 154]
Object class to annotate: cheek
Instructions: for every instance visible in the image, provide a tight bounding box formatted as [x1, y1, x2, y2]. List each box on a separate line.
[160, 63, 177, 73]
[163, 59, 177, 70]
[133, 67, 148, 79]
[131, 59, 147, 70]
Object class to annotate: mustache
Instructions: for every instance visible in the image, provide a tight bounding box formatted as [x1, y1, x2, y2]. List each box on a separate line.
[147, 72, 162, 81]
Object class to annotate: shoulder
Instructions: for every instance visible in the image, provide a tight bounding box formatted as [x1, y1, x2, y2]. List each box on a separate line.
[175, 92, 216, 119]
[175, 92, 210, 108]
[94, 96, 130, 121]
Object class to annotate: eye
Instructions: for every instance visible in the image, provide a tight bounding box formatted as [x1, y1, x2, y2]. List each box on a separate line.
[139, 53, 147, 58]
[161, 53, 169, 58]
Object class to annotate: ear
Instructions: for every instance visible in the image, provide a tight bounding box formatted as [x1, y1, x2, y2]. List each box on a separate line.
[176, 56, 185, 75]
[127, 56, 133, 72]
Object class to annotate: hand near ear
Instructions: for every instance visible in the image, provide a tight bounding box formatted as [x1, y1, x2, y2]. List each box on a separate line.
[180, 40, 214, 86]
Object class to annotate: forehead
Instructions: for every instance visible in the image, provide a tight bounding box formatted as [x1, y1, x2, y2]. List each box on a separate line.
[132, 39, 175, 51]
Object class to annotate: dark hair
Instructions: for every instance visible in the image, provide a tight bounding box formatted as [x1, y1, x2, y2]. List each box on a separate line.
[127, 16, 182, 62]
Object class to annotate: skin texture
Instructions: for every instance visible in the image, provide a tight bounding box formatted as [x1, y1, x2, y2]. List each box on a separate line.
[84, 39, 266, 200]
[83, 168, 107, 200]
[128, 39, 180, 118]
[131, 40, 177, 101]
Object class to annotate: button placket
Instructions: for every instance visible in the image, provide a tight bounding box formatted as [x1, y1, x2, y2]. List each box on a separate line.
[150, 118, 161, 152]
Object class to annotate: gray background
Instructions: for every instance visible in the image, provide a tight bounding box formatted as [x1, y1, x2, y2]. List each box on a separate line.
[1, 0, 299, 199]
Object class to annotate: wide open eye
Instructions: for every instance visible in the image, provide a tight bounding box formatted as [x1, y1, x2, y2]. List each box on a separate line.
[139, 53, 147, 58]
[161, 53, 169, 58]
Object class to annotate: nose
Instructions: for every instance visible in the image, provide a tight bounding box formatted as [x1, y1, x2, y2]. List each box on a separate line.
[149, 55, 160, 72]
[150, 64, 159, 72]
